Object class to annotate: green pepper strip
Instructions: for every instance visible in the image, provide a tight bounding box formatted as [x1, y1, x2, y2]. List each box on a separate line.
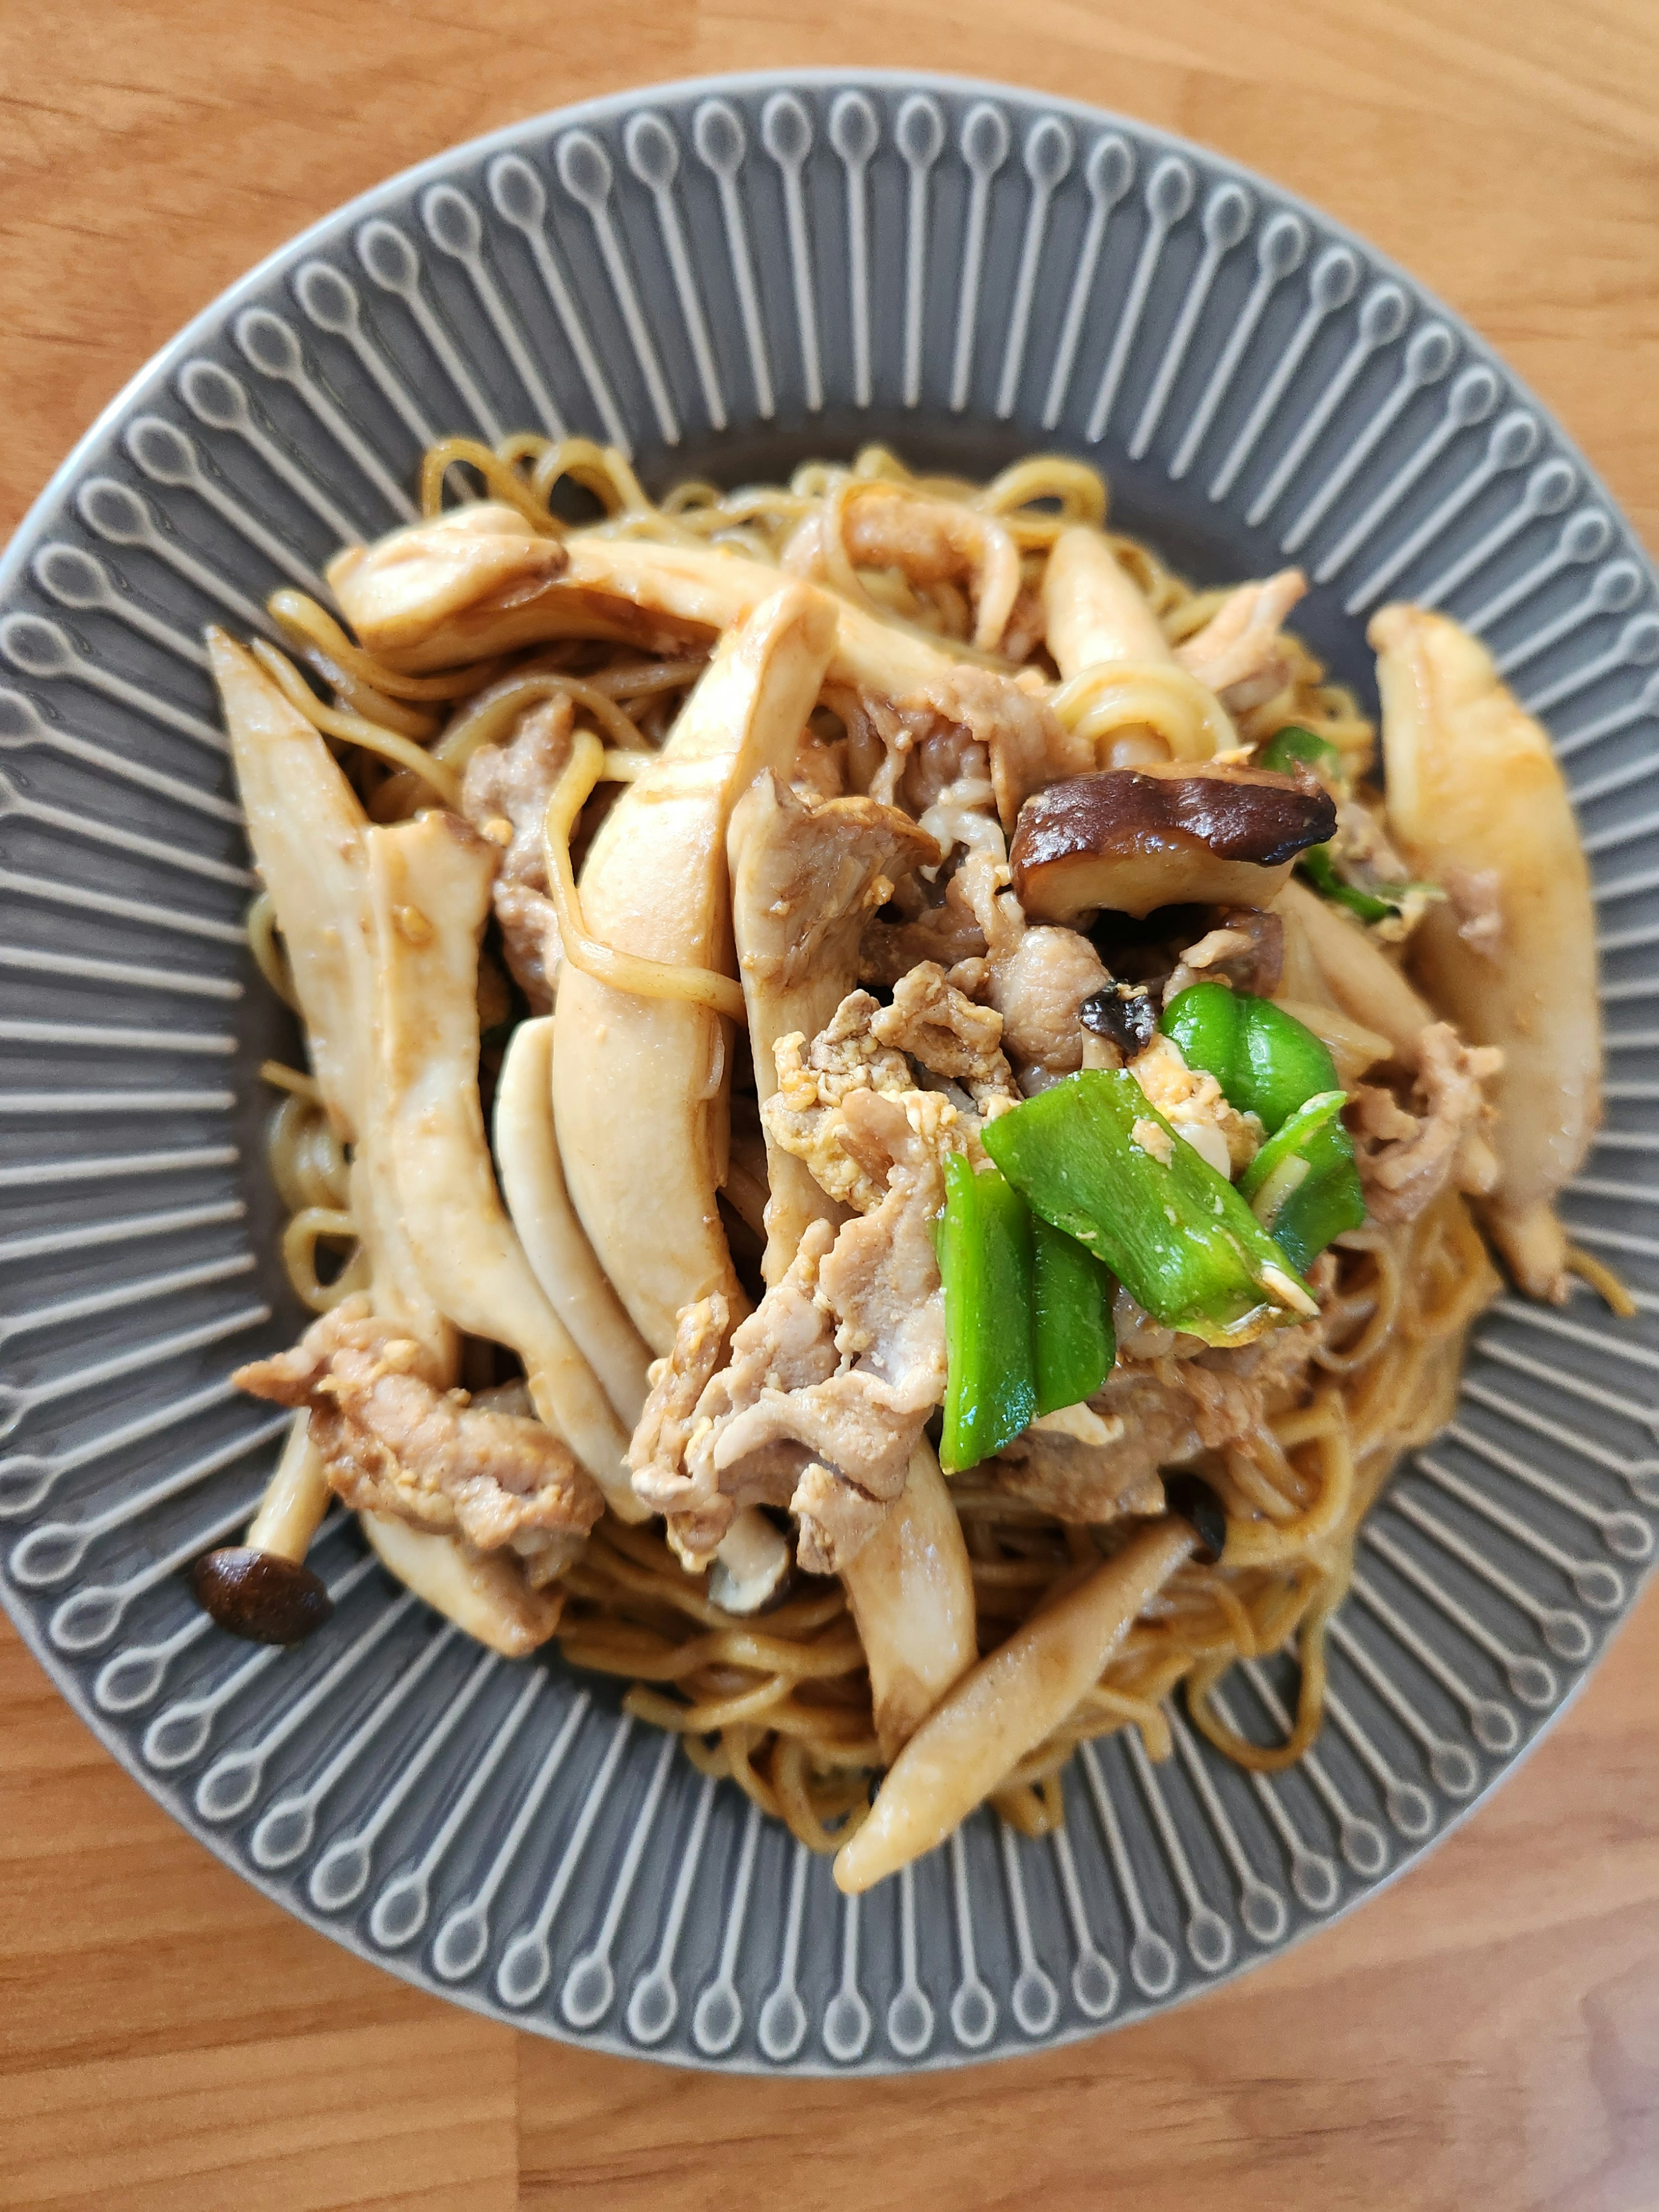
[982, 1070, 1315, 1350]
[1259, 725, 1344, 781]
[1032, 1214, 1116, 1417]
[1270, 1120, 1366, 1275]
[1239, 1090, 1347, 1204]
[1162, 988, 1363, 1272]
[1259, 726, 1429, 922]
[939, 1154, 1036, 1472]
[1163, 983, 1341, 1135]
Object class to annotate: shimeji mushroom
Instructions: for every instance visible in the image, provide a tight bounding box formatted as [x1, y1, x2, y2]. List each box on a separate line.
[193, 1413, 334, 1644]
[1010, 761, 1336, 922]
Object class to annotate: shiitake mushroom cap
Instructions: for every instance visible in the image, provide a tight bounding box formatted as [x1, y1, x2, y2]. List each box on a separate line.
[1011, 763, 1337, 922]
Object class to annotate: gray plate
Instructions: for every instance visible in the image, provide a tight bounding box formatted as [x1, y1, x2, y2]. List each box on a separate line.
[2, 68, 1656, 2075]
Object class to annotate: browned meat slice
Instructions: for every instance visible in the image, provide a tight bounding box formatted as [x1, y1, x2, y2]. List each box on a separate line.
[630, 1090, 947, 1574]
[991, 1331, 1316, 1522]
[1175, 570, 1306, 716]
[954, 852, 1111, 1078]
[236, 1296, 604, 1562]
[1354, 1020, 1502, 1222]
[459, 694, 575, 1009]
[869, 961, 1018, 1109]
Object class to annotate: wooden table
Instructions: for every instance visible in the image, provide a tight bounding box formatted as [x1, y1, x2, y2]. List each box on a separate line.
[5, 5, 1659, 2206]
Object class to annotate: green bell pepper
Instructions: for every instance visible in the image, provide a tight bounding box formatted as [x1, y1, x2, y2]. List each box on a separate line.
[1162, 991, 1363, 1271]
[938, 1153, 1036, 1472]
[1260, 726, 1430, 923]
[1259, 724, 1344, 782]
[982, 1070, 1317, 1350]
[1032, 1213, 1116, 1416]
[1162, 983, 1341, 1135]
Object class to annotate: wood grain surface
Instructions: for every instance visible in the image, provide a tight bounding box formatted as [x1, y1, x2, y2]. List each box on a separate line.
[4, 4, 1659, 2207]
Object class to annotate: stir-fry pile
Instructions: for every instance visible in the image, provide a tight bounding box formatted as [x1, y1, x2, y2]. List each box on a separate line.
[194, 442, 1602, 1889]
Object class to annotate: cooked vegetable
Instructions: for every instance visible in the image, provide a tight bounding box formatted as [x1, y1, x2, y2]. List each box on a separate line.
[840, 1437, 978, 1763]
[1261, 724, 1423, 923]
[1163, 981, 1342, 1132]
[1010, 762, 1336, 922]
[1078, 982, 1158, 1057]
[1275, 877, 1434, 1065]
[939, 1154, 1036, 1471]
[193, 1414, 333, 1646]
[834, 1518, 1198, 1893]
[1165, 985, 1364, 1270]
[1373, 601, 1600, 1301]
[982, 1070, 1316, 1347]
[1032, 1214, 1116, 1416]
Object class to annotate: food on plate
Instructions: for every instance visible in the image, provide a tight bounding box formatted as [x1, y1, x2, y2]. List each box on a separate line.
[201, 438, 1601, 1888]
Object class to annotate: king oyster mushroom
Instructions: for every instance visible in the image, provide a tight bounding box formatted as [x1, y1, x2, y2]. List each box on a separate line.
[365, 807, 637, 1512]
[1372, 602, 1601, 1298]
[553, 582, 838, 1355]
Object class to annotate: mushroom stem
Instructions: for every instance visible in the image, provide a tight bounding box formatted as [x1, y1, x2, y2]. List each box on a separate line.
[246, 1410, 331, 1557]
[193, 1411, 336, 1646]
[359, 1511, 565, 1657]
[706, 1508, 794, 1617]
[833, 1518, 1195, 1893]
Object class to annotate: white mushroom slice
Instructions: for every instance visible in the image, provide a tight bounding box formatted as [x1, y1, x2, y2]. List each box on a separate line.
[327, 503, 569, 655]
[553, 582, 837, 1357]
[706, 1507, 793, 1615]
[1373, 602, 1601, 1299]
[1039, 528, 1236, 766]
[355, 529, 966, 703]
[360, 1510, 565, 1657]
[493, 1015, 653, 1428]
[839, 1437, 977, 1764]
[366, 808, 637, 1513]
[1042, 526, 1174, 675]
[833, 1519, 1196, 1892]
[728, 771, 939, 1282]
[1274, 878, 1433, 1068]
[208, 630, 373, 1139]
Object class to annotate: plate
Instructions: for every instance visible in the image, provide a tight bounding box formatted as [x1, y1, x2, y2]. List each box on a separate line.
[2, 68, 1656, 2074]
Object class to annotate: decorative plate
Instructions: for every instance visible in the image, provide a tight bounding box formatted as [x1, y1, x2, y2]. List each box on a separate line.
[2, 68, 1656, 2074]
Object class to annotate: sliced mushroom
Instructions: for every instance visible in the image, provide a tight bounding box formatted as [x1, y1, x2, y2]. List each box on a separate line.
[1274, 877, 1433, 1069]
[208, 631, 372, 1140]
[327, 503, 571, 658]
[838, 1437, 978, 1764]
[706, 1506, 794, 1615]
[1010, 762, 1336, 922]
[727, 770, 938, 1283]
[1042, 526, 1173, 675]
[553, 582, 837, 1357]
[1373, 602, 1601, 1298]
[193, 1411, 334, 1645]
[492, 1015, 654, 1429]
[834, 1517, 1197, 1892]
[359, 1509, 565, 1657]
[366, 808, 636, 1515]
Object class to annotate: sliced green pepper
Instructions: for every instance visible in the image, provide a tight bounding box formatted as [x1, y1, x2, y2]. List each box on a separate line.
[1299, 842, 1402, 924]
[1270, 1119, 1365, 1275]
[1259, 725, 1344, 782]
[1032, 1214, 1116, 1416]
[939, 1153, 1036, 1471]
[1162, 984, 1341, 1135]
[982, 1070, 1316, 1350]
[1161, 991, 1362, 1272]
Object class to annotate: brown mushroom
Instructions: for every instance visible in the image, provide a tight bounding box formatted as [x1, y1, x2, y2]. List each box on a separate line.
[1010, 762, 1336, 922]
[193, 1413, 334, 1645]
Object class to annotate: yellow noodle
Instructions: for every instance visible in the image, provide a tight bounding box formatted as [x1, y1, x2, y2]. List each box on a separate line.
[250, 642, 463, 807]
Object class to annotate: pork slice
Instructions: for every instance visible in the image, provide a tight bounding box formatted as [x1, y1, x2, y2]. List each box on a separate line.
[459, 694, 575, 1008]
[236, 1296, 604, 1555]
